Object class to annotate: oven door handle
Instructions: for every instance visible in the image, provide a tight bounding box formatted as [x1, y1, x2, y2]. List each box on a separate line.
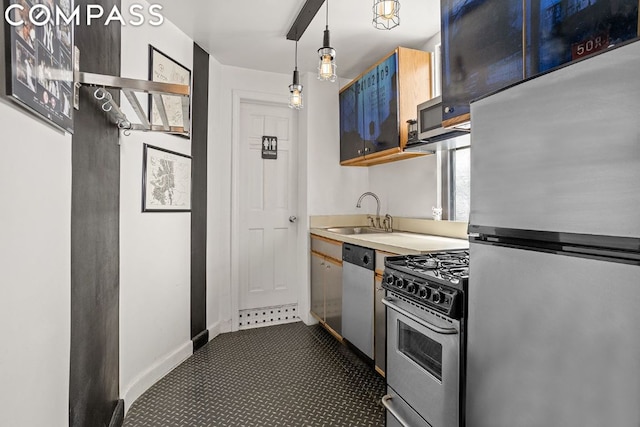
[382, 298, 458, 335]
[381, 395, 411, 427]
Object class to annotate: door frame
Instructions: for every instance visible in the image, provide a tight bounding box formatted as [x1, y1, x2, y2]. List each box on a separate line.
[231, 89, 298, 332]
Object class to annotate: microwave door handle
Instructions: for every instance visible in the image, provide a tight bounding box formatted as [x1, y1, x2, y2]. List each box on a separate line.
[382, 298, 458, 335]
[381, 395, 412, 427]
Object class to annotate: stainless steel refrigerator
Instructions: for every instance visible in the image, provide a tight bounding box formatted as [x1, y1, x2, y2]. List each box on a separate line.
[466, 40, 640, 427]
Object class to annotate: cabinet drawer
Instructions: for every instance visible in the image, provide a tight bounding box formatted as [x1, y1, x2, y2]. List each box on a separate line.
[311, 235, 342, 261]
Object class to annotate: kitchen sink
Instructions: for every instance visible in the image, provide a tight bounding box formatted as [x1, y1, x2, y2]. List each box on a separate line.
[325, 227, 388, 235]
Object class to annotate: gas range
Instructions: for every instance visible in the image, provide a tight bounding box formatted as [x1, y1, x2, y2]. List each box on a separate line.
[382, 250, 469, 427]
[382, 250, 469, 319]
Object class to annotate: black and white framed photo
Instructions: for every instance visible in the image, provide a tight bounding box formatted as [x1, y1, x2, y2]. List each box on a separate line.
[142, 144, 192, 212]
[2, 0, 75, 133]
[148, 45, 191, 130]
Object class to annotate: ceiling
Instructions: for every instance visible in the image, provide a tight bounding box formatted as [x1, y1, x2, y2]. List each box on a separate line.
[154, 0, 441, 80]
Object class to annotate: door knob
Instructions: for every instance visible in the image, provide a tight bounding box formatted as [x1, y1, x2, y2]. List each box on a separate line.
[289, 216, 297, 223]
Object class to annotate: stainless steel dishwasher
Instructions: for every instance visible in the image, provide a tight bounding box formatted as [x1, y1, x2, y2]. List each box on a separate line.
[341, 243, 375, 359]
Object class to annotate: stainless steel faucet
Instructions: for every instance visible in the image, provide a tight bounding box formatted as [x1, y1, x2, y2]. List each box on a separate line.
[356, 192, 381, 229]
[383, 214, 393, 232]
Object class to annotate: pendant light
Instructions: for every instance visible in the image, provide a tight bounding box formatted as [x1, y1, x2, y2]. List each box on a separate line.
[288, 40, 303, 110]
[317, 0, 337, 82]
[373, 0, 400, 30]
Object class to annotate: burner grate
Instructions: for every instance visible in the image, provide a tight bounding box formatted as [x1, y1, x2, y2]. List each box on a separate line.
[385, 250, 470, 284]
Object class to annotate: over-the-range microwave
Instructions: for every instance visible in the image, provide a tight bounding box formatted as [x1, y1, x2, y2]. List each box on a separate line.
[405, 96, 471, 152]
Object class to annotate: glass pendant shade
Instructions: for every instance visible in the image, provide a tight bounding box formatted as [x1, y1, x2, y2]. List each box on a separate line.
[318, 46, 337, 82]
[373, 0, 400, 30]
[289, 80, 303, 109]
[288, 40, 303, 110]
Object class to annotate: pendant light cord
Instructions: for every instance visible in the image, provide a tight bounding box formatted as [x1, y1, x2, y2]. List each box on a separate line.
[295, 40, 298, 70]
[325, 0, 329, 30]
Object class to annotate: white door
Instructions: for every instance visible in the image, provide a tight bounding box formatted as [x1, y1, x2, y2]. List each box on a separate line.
[238, 101, 298, 312]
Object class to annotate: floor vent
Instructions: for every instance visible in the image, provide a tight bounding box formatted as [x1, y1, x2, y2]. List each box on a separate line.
[238, 304, 299, 330]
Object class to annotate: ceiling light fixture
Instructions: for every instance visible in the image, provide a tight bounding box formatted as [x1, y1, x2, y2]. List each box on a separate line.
[289, 40, 304, 110]
[317, 0, 337, 82]
[373, 0, 400, 30]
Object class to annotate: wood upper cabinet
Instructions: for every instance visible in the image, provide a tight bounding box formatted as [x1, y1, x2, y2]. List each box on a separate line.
[339, 47, 432, 167]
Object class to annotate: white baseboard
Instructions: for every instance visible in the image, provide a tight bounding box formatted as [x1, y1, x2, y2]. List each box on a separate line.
[122, 341, 193, 414]
[219, 318, 232, 333]
[301, 312, 318, 326]
[208, 321, 221, 341]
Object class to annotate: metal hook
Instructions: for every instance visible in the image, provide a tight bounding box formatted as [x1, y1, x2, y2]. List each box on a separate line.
[102, 101, 113, 112]
[117, 119, 131, 130]
[94, 88, 106, 100]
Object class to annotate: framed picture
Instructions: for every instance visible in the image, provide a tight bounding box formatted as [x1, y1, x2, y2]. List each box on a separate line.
[1, 0, 75, 133]
[148, 45, 191, 131]
[142, 144, 192, 212]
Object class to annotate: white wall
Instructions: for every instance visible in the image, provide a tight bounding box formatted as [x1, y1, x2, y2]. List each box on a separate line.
[306, 75, 369, 216]
[206, 54, 223, 337]
[0, 103, 71, 426]
[423, 32, 442, 52]
[119, 0, 193, 410]
[368, 154, 438, 218]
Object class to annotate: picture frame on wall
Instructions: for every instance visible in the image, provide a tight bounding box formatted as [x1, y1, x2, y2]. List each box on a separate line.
[142, 144, 192, 212]
[148, 45, 191, 132]
[1, 0, 75, 133]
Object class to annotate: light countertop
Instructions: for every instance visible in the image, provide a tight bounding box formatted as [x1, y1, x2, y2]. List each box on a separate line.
[310, 227, 469, 255]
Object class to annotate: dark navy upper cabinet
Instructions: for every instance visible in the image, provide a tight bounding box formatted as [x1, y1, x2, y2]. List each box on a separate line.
[339, 82, 362, 162]
[339, 47, 431, 166]
[441, 0, 524, 126]
[340, 52, 400, 162]
[440, 0, 638, 126]
[362, 53, 399, 157]
[526, 0, 638, 77]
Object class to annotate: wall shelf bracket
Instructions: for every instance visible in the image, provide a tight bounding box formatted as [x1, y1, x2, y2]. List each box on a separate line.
[76, 71, 191, 137]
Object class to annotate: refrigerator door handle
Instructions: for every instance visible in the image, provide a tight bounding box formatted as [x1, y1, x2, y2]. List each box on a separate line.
[382, 298, 458, 335]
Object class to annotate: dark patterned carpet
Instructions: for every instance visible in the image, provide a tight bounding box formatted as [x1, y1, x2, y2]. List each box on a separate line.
[123, 322, 386, 427]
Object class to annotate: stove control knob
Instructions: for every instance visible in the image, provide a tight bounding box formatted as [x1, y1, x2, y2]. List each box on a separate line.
[432, 291, 442, 304]
[418, 286, 430, 299]
[406, 281, 416, 294]
[395, 278, 406, 289]
[385, 274, 395, 285]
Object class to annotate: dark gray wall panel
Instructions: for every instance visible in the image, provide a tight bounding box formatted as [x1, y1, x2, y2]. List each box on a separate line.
[191, 43, 209, 349]
[69, 1, 121, 426]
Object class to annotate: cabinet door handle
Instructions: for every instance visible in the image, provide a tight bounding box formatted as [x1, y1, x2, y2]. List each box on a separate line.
[364, 147, 371, 153]
[358, 149, 363, 155]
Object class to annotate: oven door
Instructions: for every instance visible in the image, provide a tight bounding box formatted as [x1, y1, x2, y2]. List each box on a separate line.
[384, 296, 460, 427]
